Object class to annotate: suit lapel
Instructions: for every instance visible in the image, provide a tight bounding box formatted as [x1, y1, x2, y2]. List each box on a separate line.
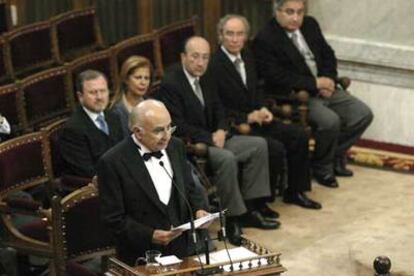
[178, 67, 208, 126]
[218, 48, 247, 91]
[273, 20, 312, 75]
[242, 51, 257, 93]
[122, 138, 167, 215]
[166, 142, 187, 222]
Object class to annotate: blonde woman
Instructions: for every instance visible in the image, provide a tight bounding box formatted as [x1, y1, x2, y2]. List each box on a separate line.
[110, 56, 153, 136]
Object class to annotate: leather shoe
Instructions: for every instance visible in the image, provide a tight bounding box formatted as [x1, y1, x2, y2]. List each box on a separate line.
[225, 220, 243, 246]
[283, 192, 322, 209]
[240, 211, 280, 230]
[259, 204, 279, 220]
[334, 158, 353, 177]
[314, 173, 339, 188]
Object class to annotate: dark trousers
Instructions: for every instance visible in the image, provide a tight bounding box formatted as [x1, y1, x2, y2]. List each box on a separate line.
[254, 121, 311, 201]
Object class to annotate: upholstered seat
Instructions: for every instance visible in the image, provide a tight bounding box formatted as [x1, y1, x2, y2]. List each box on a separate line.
[0, 82, 24, 136]
[51, 184, 115, 275]
[112, 32, 160, 83]
[52, 7, 104, 63]
[156, 16, 198, 76]
[0, 37, 12, 84]
[20, 66, 72, 131]
[6, 21, 58, 78]
[0, 131, 53, 258]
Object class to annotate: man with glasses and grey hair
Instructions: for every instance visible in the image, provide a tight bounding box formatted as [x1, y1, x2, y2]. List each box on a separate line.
[60, 70, 124, 178]
[254, 0, 373, 187]
[97, 99, 210, 265]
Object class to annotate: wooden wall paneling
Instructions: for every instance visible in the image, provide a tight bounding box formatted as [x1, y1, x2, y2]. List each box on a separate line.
[137, 0, 152, 34]
[24, 0, 72, 24]
[152, 0, 202, 29]
[96, 0, 137, 45]
[202, 0, 220, 48]
[220, 0, 272, 38]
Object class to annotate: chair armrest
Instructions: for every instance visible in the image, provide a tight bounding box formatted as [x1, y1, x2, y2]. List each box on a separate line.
[186, 142, 208, 157]
[336, 77, 351, 90]
[4, 198, 43, 212]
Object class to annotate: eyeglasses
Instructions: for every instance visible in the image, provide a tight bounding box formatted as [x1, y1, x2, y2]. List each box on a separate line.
[139, 125, 176, 137]
[278, 8, 305, 16]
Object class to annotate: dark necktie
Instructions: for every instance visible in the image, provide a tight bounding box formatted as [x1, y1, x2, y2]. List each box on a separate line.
[143, 151, 164, 161]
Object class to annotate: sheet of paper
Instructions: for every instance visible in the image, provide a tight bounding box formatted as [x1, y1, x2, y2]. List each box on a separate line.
[171, 211, 221, 232]
[155, 255, 182, 266]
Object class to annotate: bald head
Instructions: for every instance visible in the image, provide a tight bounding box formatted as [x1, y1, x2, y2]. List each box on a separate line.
[129, 99, 173, 151]
[181, 36, 210, 77]
[129, 99, 169, 131]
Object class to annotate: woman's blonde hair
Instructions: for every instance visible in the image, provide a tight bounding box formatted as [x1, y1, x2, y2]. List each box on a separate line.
[110, 55, 152, 108]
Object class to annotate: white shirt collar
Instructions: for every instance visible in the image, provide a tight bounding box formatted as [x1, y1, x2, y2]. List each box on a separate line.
[131, 134, 167, 156]
[221, 45, 242, 63]
[286, 29, 301, 39]
[82, 106, 104, 122]
[182, 66, 199, 86]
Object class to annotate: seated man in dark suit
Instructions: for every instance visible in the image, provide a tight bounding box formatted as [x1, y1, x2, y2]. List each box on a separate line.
[210, 14, 321, 210]
[155, 36, 279, 246]
[253, 0, 373, 187]
[60, 70, 124, 178]
[97, 99, 210, 266]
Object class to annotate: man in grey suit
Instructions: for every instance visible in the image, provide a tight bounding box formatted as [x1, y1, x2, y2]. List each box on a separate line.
[254, 0, 373, 187]
[156, 36, 279, 246]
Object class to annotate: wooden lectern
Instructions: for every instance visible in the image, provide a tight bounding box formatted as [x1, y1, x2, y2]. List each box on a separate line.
[104, 237, 287, 275]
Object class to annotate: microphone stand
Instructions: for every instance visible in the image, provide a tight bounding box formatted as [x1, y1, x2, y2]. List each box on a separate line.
[160, 160, 233, 275]
[191, 161, 234, 273]
[159, 161, 206, 274]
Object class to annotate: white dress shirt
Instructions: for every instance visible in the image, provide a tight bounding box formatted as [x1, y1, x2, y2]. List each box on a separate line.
[82, 107, 107, 130]
[132, 134, 173, 205]
[221, 45, 247, 86]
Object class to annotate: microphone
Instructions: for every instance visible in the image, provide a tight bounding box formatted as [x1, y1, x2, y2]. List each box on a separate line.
[159, 160, 208, 274]
[159, 161, 197, 244]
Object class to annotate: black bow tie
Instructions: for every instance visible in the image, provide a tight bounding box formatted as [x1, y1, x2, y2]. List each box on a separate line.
[142, 151, 163, 161]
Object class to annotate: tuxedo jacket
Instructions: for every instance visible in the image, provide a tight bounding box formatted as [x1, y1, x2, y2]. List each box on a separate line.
[155, 64, 228, 145]
[97, 136, 206, 265]
[253, 16, 338, 96]
[59, 105, 124, 178]
[209, 48, 264, 125]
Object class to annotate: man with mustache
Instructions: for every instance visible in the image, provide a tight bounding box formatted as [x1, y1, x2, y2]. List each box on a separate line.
[60, 70, 124, 178]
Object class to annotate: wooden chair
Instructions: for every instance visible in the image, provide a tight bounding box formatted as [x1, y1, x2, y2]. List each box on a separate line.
[0, 82, 24, 136]
[0, 36, 13, 84]
[156, 16, 198, 76]
[51, 183, 115, 276]
[0, 0, 12, 35]
[264, 76, 352, 136]
[52, 7, 104, 63]
[20, 66, 73, 131]
[112, 32, 160, 84]
[6, 20, 58, 79]
[67, 49, 115, 103]
[0, 131, 53, 258]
